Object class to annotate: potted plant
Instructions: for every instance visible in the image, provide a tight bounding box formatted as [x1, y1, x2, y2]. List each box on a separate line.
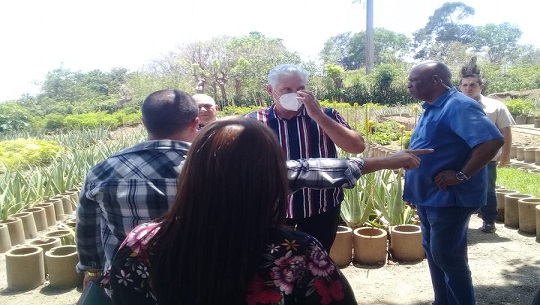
[330, 168, 381, 267]
[505, 99, 534, 124]
[369, 169, 424, 262]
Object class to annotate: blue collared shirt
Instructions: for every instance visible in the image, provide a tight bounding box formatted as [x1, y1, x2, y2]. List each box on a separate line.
[404, 88, 503, 207]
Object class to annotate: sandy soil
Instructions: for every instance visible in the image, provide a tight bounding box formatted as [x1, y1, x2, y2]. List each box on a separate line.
[1, 127, 538, 305]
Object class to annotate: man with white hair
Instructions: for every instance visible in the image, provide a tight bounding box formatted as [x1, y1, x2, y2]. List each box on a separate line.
[246, 63, 366, 252]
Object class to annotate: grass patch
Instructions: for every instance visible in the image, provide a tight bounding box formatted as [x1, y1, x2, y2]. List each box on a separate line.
[497, 167, 540, 197]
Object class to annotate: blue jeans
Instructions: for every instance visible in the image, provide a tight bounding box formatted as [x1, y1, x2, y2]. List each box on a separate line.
[417, 205, 478, 305]
[480, 162, 498, 223]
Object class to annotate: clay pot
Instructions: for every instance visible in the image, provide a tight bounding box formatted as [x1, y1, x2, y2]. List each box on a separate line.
[518, 198, 540, 234]
[65, 188, 80, 204]
[510, 145, 518, 159]
[44, 229, 74, 245]
[505, 193, 534, 228]
[0, 218, 26, 246]
[516, 146, 527, 161]
[0, 224, 12, 253]
[6, 246, 45, 290]
[524, 147, 537, 163]
[47, 198, 65, 221]
[63, 217, 77, 230]
[353, 227, 387, 265]
[329, 225, 353, 267]
[23, 207, 48, 232]
[30, 237, 62, 273]
[536, 205, 540, 243]
[34, 201, 57, 227]
[45, 245, 84, 289]
[53, 193, 76, 216]
[10, 211, 39, 240]
[495, 189, 519, 222]
[515, 115, 527, 125]
[389, 224, 424, 262]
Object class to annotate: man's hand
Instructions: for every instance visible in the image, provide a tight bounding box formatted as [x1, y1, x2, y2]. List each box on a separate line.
[434, 170, 463, 190]
[297, 89, 322, 118]
[82, 269, 102, 291]
[385, 149, 434, 170]
[361, 148, 433, 174]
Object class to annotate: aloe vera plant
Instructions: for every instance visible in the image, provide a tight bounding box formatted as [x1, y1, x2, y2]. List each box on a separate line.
[370, 169, 416, 226]
[340, 168, 417, 229]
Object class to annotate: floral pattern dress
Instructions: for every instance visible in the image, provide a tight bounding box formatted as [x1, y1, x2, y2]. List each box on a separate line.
[107, 222, 356, 305]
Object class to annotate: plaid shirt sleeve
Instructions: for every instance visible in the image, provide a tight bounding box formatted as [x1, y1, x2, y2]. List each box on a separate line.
[287, 157, 364, 192]
[76, 181, 106, 272]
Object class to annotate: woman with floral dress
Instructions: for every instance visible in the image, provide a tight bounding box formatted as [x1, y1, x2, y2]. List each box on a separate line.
[108, 117, 356, 305]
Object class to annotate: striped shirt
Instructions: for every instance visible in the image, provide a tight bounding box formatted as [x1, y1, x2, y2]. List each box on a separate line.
[246, 105, 353, 218]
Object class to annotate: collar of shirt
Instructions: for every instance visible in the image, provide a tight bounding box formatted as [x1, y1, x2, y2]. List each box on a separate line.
[112, 140, 191, 157]
[269, 104, 307, 121]
[422, 87, 457, 110]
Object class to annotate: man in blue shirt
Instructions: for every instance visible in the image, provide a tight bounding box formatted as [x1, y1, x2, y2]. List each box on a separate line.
[404, 61, 504, 305]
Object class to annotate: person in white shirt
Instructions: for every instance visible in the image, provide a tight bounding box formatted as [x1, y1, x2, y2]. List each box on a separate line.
[459, 58, 515, 233]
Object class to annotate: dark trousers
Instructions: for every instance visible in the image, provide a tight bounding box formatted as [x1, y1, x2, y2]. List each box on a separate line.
[284, 205, 341, 253]
[417, 205, 478, 305]
[480, 161, 498, 223]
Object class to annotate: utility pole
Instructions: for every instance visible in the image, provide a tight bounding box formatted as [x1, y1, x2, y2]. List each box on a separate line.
[365, 0, 374, 74]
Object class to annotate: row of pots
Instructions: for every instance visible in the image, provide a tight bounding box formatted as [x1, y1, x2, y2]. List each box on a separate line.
[5, 243, 82, 290]
[495, 188, 540, 242]
[329, 224, 425, 268]
[1, 189, 81, 291]
[514, 116, 540, 127]
[1, 216, 80, 291]
[510, 145, 540, 166]
[0, 189, 79, 253]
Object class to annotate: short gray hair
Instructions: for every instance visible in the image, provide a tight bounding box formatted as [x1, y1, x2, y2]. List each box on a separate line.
[267, 64, 309, 88]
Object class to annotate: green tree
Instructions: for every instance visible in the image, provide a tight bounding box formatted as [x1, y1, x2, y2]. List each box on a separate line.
[320, 32, 353, 67]
[473, 23, 522, 64]
[321, 29, 410, 70]
[41, 68, 114, 102]
[226, 32, 301, 105]
[412, 2, 476, 60]
[0, 102, 34, 132]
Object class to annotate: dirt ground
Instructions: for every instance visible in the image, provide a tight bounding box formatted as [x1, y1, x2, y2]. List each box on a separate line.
[0, 128, 539, 305]
[1, 215, 538, 305]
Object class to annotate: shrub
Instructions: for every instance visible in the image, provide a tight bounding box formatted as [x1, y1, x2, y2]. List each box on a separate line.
[0, 138, 64, 169]
[504, 99, 535, 116]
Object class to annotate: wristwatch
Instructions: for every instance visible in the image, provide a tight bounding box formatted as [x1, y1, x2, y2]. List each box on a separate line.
[455, 171, 470, 181]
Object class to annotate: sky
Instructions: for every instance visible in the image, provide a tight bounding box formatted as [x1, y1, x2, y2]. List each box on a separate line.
[1, 0, 538, 102]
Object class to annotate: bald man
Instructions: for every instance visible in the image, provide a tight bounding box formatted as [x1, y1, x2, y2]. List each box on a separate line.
[404, 61, 504, 305]
[192, 93, 218, 128]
